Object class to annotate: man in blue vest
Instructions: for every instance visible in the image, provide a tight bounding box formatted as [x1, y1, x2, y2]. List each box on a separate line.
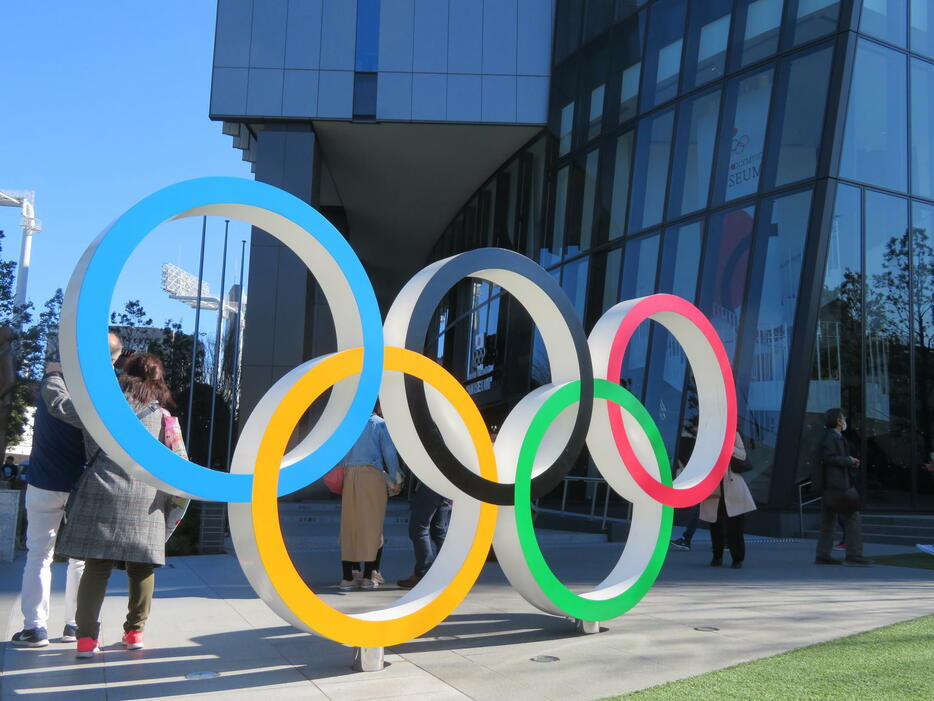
[10, 332, 122, 647]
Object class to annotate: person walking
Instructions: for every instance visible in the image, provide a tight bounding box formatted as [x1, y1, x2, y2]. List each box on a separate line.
[10, 332, 123, 648]
[337, 406, 403, 590]
[813, 408, 873, 566]
[52, 353, 186, 657]
[671, 422, 699, 551]
[397, 481, 451, 589]
[701, 433, 756, 569]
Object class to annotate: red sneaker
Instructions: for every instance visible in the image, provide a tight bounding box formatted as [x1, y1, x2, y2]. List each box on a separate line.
[122, 631, 144, 650]
[76, 637, 100, 658]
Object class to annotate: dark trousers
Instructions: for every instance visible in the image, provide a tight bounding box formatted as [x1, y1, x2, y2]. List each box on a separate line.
[710, 499, 745, 563]
[680, 503, 700, 541]
[816, 506, 863, 559]
[410, 485, 451, 577]
[76, 559, 155, 640]
[342, 546, 383, 580]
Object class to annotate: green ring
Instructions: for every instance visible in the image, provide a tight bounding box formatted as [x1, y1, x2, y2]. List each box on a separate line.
[514, 379, 673, 621]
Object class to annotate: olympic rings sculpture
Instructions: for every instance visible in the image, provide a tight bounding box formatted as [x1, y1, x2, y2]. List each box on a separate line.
[59, 178, 736, 649]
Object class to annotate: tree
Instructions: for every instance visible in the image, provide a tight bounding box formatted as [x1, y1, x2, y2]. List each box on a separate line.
[0, 232, 43, 449]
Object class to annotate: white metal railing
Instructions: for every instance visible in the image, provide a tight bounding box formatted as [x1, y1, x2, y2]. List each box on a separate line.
[798, 479, 822, 537]
[533, 475, 632, 530]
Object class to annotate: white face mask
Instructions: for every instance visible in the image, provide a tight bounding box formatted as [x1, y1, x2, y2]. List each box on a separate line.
[841, 421, 847, 432]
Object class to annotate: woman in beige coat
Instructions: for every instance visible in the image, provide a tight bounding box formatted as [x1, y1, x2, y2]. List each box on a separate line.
[700, 433, 756, 568]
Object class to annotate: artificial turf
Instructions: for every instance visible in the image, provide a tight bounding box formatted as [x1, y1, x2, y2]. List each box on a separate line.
[608, 614, 934, 701]
[872, 552, 934, 570]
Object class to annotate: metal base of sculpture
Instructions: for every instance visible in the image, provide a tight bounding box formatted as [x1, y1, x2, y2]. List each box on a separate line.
[352, 646, 385, 672]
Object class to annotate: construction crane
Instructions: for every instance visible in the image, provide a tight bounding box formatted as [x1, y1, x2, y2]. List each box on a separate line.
[0, 190, 41, 310]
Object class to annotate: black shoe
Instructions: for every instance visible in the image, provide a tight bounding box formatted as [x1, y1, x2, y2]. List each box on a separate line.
[815, 556, 843, 565]
[396, 574, 422, 589]
[710, 556, 722, 567]
[731, 560, 743, 569]
[11, 628, 49, 647]
[670, 537, 691, 551]
[844, 556, 874, 567]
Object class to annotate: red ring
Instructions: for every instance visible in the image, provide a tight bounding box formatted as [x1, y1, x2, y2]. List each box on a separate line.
[606, 294, 737, 508]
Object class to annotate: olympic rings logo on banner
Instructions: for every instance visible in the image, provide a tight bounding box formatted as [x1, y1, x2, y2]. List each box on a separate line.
[59, 178, 737, 649]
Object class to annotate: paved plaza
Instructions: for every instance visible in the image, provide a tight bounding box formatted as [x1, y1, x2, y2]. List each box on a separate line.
[1, 521, 932, 700]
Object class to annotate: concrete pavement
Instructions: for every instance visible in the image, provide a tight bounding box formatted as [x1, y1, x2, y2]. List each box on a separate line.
[1, 527, 932, 700]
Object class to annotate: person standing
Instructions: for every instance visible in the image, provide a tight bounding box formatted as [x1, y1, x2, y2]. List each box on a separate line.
[53, 353, 186, 657]
[337, 406, 403, 590]
[701, 433, 756, 569]
[813, 408, 872, 566]
[9, 332, 122, 648]
[397, 481, 451, 589]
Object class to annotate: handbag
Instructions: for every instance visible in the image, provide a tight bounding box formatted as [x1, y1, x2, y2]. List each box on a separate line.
[730, 456, 752, 474]
[159, 409, 191, 540]
[323, 465, 345, 495]
[823, 487, 860, 514]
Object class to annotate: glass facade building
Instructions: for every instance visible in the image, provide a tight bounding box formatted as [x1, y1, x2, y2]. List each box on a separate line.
[213, 0, 934, 526]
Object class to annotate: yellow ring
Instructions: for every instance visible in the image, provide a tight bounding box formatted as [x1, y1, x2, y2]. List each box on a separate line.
[251, 346, 498, 647]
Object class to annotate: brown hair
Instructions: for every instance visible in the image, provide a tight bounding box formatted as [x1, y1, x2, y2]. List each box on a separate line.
[119, 353, 176, 409]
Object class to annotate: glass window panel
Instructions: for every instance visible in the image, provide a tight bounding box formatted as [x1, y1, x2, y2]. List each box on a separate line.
[735, 0, 784, 68]
[559, 102, 574, 156]
[562, 257, 590, 319]
[736, 189, 812, 501]
[911, 58, 934, 199]
[699, 205, 756, 363]
[524, 138, 547, 260]
[682, 0, 732, 91]
[792, 0, 840, 46]
[579, 150, 600, 253]
[602, 246, 624, 312]
[860, 0, 908, 48]
[644, 220, 703, 457]
[800, 184, 863, 483]
[641, 0, 687, 111]
[618, 234, 660, 399]
[609, 131, 634, 240]
[465, 282, 501, 381]
[588, 84, 605, 140]
[770, 45, 833, 188]
[911, 202, 934, 493]
[584, 0, 614, 42]
[714, 68, 774, 204]
[911, 0, 934, 59]
[530, 264, 562, 388]
[554, 0, 584, 62]
[864, 190, 912, 504]
[629, 109, 675, 232]
[614, 11, 645, 124]
[840, 40, 908, 192]
[669, 88, 721, 219]
[355, 0, 381, 72]
[545, 166, 570, 268]
[620, 63, 642, 123]
[352, 72, 378, 119]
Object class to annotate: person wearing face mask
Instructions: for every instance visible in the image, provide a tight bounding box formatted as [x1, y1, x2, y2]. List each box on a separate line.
[814, 408, 872, 566]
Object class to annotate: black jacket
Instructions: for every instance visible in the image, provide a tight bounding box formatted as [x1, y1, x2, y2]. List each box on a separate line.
[815, 429, 855, 494]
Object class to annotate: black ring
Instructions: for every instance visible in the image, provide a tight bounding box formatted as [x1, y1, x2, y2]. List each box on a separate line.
[401, 248, 593, 505]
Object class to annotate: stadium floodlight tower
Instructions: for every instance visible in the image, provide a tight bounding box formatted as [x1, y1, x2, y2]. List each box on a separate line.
[0, 190, 42, 310]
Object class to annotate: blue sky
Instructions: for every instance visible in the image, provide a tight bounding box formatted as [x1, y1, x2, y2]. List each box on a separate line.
[0, 1, 252, 331]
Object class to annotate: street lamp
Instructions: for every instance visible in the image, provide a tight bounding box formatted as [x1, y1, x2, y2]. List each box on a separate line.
[0, 189, 41, 312]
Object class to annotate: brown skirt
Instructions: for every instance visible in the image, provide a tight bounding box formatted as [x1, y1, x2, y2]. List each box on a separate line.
[339, 465, 387, 561]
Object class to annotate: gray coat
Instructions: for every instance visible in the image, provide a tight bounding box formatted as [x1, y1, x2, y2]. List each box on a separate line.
[46, 375, 172, 566]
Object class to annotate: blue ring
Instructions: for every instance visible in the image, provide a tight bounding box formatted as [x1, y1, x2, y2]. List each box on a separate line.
[75, 177, 383, 502]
